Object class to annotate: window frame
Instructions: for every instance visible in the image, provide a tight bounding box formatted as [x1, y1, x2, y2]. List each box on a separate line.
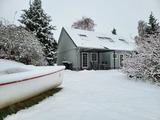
[112, 53, 118, 59]
[91, 53, 98, 62]
[82, 52, 88, 68]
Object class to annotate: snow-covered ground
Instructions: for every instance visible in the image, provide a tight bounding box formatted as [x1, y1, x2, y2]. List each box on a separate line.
[4, 69, 160, 120]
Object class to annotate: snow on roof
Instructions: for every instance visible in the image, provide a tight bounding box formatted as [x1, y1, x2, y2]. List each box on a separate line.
[64, 27, 135, 51]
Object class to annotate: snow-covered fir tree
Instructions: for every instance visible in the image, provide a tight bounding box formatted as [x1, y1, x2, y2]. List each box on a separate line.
[111, 28, 117, 35]
[19, 0, 57, 65]
[0, 24, 46, 66]
[71, 17, 96, 31]
[145, 12, 159, 35]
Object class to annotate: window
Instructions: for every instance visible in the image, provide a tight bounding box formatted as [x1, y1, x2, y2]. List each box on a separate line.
[91, 53, 98, 62]
[79, 34, 89, 41]
[79, 34, 87, 37]
[97, 36, 105, 39]
[82, 52, 88, 68]
[119, 39, 128, 43]
[119, 54, 124, 67]
[97, 36, 114, 42]
[105, 37, 114, 42]
[112, 53, 118, 59]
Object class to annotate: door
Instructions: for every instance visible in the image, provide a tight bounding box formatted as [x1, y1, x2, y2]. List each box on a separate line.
[82, 52, 88, 68]
[91, 53, 98, 70]
[91, 53, 98, 62]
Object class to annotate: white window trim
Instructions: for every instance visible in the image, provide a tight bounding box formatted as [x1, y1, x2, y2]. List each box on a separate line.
[119, 54, 124, 67]
[82, 52, 88, 68]
[91, 53, 98, 62]
[112, 53, 118, 59]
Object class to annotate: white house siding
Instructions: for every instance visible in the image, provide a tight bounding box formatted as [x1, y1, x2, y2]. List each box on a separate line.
[72, 48, 81, 70]
[57, 29, 78, 69]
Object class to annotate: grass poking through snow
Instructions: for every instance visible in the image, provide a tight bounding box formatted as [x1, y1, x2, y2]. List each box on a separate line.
[0, 88, 62, 120]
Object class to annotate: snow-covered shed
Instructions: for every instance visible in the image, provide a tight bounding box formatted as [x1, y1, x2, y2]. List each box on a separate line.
[57, 27, 135, 70]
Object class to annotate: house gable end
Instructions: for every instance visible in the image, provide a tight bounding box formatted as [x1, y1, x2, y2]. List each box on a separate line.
[57, 27, 78, 67]
[63, 27, 77, 48]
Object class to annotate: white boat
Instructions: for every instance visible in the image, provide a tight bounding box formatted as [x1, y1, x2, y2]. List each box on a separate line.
[0, 65, 65, 109]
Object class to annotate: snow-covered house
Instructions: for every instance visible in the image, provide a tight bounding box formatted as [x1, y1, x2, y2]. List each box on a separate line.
[57, 27, 135, 70]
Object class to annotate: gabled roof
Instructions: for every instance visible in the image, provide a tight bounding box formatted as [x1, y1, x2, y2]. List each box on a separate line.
[63, 27, 135, 51]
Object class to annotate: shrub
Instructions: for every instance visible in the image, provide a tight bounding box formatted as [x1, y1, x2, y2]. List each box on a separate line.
[0, 24, 46, 66]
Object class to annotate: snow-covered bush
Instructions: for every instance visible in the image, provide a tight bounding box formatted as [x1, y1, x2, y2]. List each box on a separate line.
[122, 34, 160, 84]
[123, 13, 160, 84]
[0, 24, 46, 66]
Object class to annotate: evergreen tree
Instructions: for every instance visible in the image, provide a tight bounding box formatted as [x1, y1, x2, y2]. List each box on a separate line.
[145, 12, 159, 35]
[19, 0, 57, 65]
[135, 13, 159, 44]
[111, 28, 117, 35]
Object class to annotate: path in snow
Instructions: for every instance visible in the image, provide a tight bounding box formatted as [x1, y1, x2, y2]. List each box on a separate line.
[4, 70, 160, 120]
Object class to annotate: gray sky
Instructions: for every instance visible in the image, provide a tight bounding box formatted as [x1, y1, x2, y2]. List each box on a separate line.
[0, 0, 160, 40]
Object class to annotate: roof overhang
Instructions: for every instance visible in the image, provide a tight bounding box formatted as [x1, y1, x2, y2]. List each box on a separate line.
[80, 47, 115, 53]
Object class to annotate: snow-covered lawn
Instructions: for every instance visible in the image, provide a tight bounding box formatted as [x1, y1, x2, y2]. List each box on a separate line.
[4, 70, 160, 120]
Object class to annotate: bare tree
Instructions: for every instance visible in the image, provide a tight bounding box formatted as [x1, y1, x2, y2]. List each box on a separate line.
[135, 20, 148, 44]
[71, 17, 96, 31]
[137, 20, 147, 37]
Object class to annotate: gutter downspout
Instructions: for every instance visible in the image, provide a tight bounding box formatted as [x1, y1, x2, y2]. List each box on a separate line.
[93, 49, 95, 70]
[76, 47, 80, 71]
[114, 50, 115, 69]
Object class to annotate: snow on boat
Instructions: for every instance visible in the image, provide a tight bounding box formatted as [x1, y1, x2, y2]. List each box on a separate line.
[0, 60, 65, 109]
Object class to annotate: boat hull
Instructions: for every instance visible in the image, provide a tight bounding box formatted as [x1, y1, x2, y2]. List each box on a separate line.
[0, 67, 65, 109]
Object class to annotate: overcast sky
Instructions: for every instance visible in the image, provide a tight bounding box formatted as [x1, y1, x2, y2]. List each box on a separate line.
[0, 0, 160, 40]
